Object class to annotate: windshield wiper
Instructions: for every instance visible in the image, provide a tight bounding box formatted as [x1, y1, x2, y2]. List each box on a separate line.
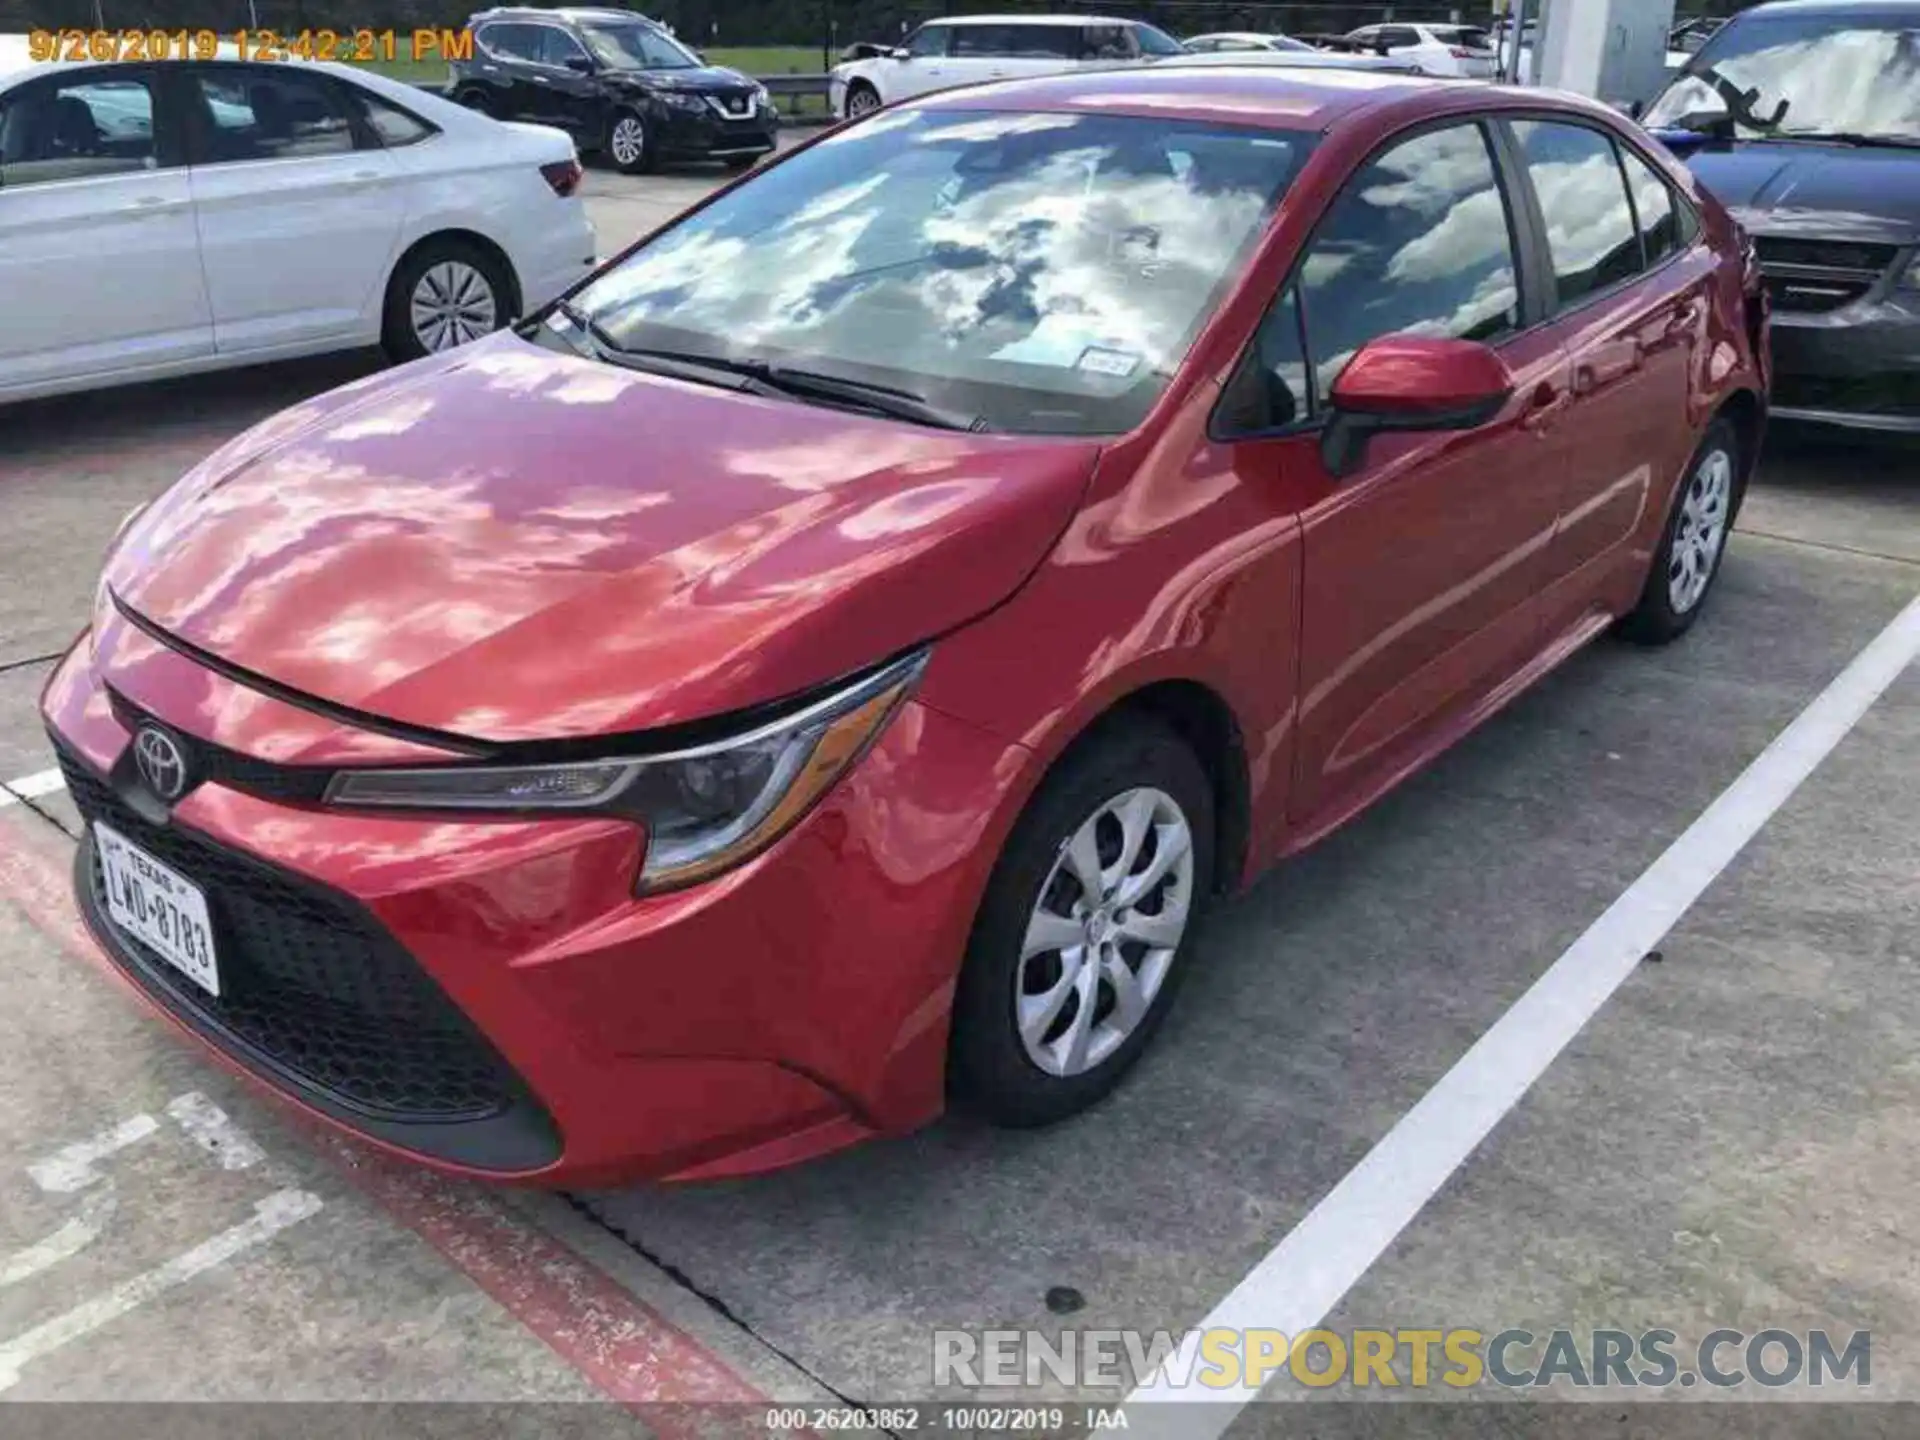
[1773, 130, 1920, 149]
[603, 345, 989, 432]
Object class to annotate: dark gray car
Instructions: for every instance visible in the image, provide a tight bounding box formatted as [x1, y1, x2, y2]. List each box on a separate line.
[1646, 0, 1920, 432]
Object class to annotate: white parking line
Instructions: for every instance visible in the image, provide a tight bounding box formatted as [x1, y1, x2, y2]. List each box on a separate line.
[1128, 592, 1920, 1434]
[0, 1189, 323, 1393]
[0, 768, 65, 809]
[28, 1115, 158, 1195]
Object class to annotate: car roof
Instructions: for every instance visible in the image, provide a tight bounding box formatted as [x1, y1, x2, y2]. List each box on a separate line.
[1731, 0, 1920, 13]
[912, 62, 1476, 130]
[470, 6, 665, 23]
[923, 13, 1140, 25]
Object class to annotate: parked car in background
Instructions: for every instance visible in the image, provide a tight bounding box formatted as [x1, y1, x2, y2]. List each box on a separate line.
[452, 6, 776, 172]
[830, 13, 1187, 117]
[1645, 0, 1920, 432]
[1340, 21, 1499, 76]
[1183, 31, 1316, 52]
[0, 48, 594, 405]
[46, 66, 1765, 1183]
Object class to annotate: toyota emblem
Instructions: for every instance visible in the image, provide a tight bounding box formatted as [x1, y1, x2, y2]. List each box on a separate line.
[133, 726, 190, 802]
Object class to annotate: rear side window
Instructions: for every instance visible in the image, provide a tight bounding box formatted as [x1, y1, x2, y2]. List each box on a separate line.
[1619, 145, 1682, 263]
[1002, 26, 1081, 59]
[478, 22, 534, 60]
[1511, 119, 1641, 307]
[0, 73, 160, 186]
[355, 90, 436, 147]
[1297, 121, 1521, 397]
[1379, 27, 1421, 47]
[191, 70, 354, 162]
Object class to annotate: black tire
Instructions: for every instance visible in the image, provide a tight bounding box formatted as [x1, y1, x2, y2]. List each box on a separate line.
[949, 718, 1215, 1128]
[1619, 417, 1742, 646]
[453, 86, 496, 117]
[381, 237, 513, 365]
[722, 154, 758, 171]
[606, 108, 654, 174]
[843, 81, 882, 119]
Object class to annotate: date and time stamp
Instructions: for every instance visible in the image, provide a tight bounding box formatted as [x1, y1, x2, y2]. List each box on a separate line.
[762, 1407, 1129, 1433]
[27, 26, 477, 64]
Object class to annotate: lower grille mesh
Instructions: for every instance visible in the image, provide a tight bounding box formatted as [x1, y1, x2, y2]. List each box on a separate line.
[62, 753, 517, 1121]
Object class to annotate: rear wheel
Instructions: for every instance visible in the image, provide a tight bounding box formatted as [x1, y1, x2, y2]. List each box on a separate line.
[453, 86, 496, 117]
[949, 719, 1214, 1127]
[1619, 418, 1740, 645]
[607, 109, 653, 174]
[381, 238, 511, 363]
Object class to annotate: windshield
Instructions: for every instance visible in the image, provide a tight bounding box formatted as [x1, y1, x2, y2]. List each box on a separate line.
[581, 23, 700, 70]
[1132, 23, 1190, 55]
[566, 109, 1309, 436]
[1643, 15, 1920, 141]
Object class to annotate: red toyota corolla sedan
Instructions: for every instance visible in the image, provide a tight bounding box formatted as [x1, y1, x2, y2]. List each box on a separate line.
[44, 68, 1767, 1184]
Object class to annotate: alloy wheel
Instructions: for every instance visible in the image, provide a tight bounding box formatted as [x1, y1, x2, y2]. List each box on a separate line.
[610, 115, 647, 168]
[847, 87, 881, 117]
[1668, 446, 1733, 614]
[409, 261, 497, 353]
[1016, 787, 1195, 1077]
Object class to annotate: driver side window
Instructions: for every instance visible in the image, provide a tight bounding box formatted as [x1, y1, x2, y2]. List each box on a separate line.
[1223, 121, 1522, 433]
[907, 25, 951, 58]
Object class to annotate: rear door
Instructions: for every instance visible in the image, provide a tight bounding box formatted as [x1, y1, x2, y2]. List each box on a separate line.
[183, 63, 406, 352]
[0, 65, 211, 393]
[1501, 117, 1712, 627]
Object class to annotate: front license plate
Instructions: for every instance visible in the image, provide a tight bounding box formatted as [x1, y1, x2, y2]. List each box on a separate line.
[96, 823, 220, 997]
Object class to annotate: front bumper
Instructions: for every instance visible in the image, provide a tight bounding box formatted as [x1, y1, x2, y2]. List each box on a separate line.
[42, 617, 1026, 1185]
[1767, 290, 1920, 434]
[651, 104, 778, 160]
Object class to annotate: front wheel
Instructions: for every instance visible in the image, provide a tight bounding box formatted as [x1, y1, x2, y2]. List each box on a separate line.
[607, 109, 653, 174]
[844, 82, 882, 118]
[1619, 418, 1740, 645]
[949, 720, 1215, 1127]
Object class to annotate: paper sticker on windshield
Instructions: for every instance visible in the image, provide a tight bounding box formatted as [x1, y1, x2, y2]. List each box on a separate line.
[1077, 347, 1140, 378]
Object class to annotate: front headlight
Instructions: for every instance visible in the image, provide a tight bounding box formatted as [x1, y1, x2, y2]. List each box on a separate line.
[750, 81, 771, 108]
[325, 651, 926, 892]
[656, 89, 706, 112]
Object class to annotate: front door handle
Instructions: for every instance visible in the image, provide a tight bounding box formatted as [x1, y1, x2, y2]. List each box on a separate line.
[1519, 378, 1567, 433]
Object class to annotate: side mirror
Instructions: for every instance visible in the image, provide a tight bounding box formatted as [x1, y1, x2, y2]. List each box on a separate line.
[563, 55, 594, 73]
[1321, 336, 1514, 477]
[690, 49, 707, 63]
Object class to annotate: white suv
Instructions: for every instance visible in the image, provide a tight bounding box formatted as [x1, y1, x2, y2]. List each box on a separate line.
[830, 14, 1186, 118]
[1340, 22, 1498, 77]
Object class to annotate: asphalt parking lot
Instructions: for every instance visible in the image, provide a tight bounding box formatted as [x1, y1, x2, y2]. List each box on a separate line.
[1, 152, 1917, 1429]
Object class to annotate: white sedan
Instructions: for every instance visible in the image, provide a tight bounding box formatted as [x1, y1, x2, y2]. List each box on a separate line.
[0, 44, 597, 404]
[1181, 32, 1316, 53]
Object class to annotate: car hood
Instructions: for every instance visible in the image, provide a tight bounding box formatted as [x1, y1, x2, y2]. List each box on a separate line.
[1678, 141, 1920, 244]
[612, 65, 754, 91]
[106, 335, 1099, 745]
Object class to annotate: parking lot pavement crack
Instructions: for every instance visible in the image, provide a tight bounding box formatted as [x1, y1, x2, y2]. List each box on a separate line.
[560, 1192, 896, 1429]
[1, 788, 78, 841]
[1741, 528, 1920, 569]
[0, 651, 64, 677]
